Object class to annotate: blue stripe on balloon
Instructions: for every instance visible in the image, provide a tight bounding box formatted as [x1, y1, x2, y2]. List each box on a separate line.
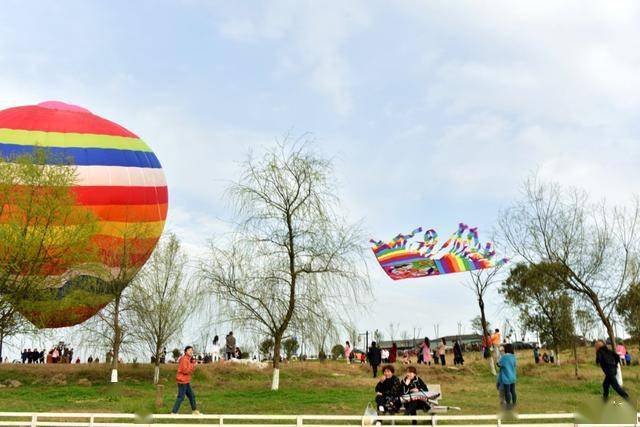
[0, 142, 161, 168]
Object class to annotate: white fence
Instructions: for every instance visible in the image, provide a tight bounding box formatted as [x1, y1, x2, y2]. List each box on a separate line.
[0, 412, 603, 427]
[0, 412, 638, 427]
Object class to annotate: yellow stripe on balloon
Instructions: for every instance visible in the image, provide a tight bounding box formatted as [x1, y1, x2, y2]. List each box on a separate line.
[0, 128, 153, 152]
[0, 220, 164, 239]
[97, 220, 165, 238]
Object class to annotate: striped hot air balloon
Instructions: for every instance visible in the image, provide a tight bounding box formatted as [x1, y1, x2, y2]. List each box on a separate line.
[0, 101, 167, 328]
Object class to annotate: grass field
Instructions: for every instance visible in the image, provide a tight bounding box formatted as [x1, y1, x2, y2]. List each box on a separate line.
[0, 349, 637, 415]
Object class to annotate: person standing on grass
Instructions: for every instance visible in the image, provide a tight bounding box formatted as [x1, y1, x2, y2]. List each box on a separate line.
[344, 340, 352, 364]
[616, 343, 627, 366]
[491, 329, 501, 360]
[420, 338, 432, 366]
[497, 343, 517, 410]
[389, 342, 398, 364]
[225, 332, 236, 360]
[453, 339, 464, 366]
[368, 342, 382, 378]
[595, 340, 629, 402]
[171, 346, 201, 415]
[381, 348, 389, 363]
[211, 336, 221, 362]
[533, 346, 540, 364]
[438, 338, 447, 366]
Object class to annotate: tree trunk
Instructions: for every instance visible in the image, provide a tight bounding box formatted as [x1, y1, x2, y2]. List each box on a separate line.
[585, 292, 624, 382]
[572, 338, 579, 378]
[0, 333, 4, 362]
[153, 362, 160, 385]
[555, 344, 561, 366]
[271, 333, 282, 390]
[111, 294, 121, 383]
[478, 297, 496, 375]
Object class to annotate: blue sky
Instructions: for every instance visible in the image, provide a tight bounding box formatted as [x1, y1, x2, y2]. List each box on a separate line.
[2, 1, 639, 355]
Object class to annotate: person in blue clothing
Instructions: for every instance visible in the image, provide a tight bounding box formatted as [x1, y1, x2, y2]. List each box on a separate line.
[497, 343, 517, 410]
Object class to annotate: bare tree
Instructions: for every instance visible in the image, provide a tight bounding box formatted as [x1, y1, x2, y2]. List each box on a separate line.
[387, 322, 399, 342]
[307, 310, 339, 358]
[575, 308, 597, 342]
[499, 177, 640, 353]
[373, 329, 384, 344]
[465, 268, 502, 375]
[199, 141, 369, 390]
[128, 233, 195, 384]
[345, 323, 360, 347]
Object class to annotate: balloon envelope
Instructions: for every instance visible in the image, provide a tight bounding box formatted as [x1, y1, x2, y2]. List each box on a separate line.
[0, 101, 167, 327]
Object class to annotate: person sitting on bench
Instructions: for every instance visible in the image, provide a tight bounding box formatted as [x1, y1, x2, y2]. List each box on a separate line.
[375, 364, 400, 413]
[399, 366, 430, 424]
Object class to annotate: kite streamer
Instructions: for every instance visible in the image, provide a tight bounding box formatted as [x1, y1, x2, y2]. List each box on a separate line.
[370, 223, 507, 280]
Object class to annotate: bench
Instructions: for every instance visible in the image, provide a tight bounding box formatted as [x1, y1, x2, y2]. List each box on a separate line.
[374, 384, 460, 425]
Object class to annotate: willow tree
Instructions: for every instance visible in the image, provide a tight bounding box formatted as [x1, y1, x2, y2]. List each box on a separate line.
[0, 150, 99, 329]
[0, 295, 33, 360]
[499, 177, 639, 354]
[200, 142, 369, 390]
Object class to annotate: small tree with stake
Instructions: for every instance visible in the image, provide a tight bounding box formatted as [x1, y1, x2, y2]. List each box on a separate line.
[128, 233, 195, 384]
[199, 141, 369, 390]
[465, 268, 503, 375]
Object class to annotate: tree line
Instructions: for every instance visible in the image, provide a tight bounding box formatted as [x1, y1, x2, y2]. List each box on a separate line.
[2, 142, 638, 391]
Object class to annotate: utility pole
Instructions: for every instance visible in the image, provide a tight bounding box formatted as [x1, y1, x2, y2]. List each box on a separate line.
[358, 331, 369, 353]
[457, 321, 463, 339]
[433, 324, 440, 339]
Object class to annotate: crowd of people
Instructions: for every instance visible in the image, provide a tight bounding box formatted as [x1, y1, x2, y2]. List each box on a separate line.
[343, 336, 467, 379]
[21, 343, 76, 364]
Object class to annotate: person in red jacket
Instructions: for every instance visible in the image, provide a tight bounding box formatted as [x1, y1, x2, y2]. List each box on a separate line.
[171, 346, 200, 415]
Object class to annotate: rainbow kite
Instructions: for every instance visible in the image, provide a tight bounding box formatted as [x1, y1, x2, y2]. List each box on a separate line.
[370, 223, 507, 280]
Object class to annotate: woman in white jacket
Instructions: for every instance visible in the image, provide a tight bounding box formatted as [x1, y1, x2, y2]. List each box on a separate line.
[211, 335, 221, 362]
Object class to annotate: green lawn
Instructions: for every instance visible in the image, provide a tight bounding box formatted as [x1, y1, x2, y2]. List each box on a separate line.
[0, 350, 637, 415]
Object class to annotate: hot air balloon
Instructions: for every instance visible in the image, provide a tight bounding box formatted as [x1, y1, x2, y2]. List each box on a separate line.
[0, 101, 167, 328]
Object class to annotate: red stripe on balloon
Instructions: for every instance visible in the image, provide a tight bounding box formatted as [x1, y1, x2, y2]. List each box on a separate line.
[0, 106, 138, 138]
[72, 186, 168, 205]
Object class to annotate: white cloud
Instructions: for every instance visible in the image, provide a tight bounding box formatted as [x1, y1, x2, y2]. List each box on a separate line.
[213, 1, 371, 116]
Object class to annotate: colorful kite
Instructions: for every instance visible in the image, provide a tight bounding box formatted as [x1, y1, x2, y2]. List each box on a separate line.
[370, 223, 507, 280]
[0, 101, 167, 327]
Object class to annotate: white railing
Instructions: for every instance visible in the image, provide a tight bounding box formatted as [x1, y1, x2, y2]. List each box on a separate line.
[0, 412, 636, 427]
